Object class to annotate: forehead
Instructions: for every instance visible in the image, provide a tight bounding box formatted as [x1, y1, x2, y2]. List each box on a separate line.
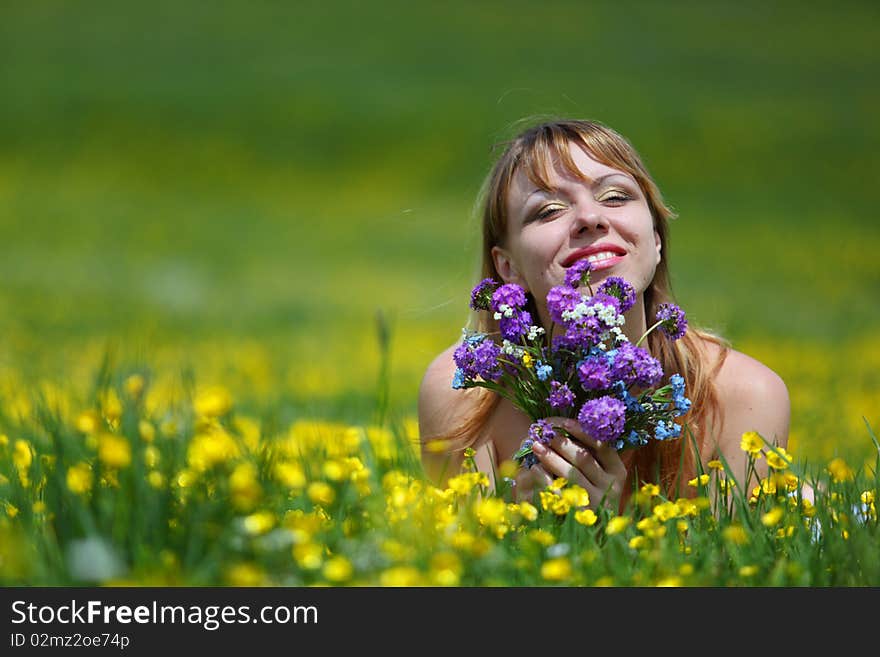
[507, 141, 632, 204]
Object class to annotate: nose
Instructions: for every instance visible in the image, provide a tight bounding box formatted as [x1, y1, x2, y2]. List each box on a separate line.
[569, 208, 608, 239]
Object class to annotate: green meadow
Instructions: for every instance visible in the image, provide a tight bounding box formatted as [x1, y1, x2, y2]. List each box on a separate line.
[0, 1, 878, 585]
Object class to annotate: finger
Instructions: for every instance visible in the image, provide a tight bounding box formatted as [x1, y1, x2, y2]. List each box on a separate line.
[544, 431, 603, 487]
[550, 417, 627, 479]
[514, 463, 553, 503]
[589, 439, 628, 479]
[531, 440, 593, 490]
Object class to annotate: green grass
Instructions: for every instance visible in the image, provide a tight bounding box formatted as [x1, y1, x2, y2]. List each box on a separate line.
[0, 1, 878, 584]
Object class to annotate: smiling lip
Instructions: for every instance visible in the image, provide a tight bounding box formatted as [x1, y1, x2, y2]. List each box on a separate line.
[562, 244, 627, 270]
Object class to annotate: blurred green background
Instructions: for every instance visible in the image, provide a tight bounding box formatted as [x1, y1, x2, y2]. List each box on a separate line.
[1, 1, 878, 462]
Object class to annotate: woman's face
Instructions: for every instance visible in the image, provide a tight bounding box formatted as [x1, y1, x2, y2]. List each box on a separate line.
[492, 140, 661, 326]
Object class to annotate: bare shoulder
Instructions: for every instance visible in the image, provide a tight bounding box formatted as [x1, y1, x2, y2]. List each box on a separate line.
[701, 339, 790, 473]
[713, 346, 790, 422]
[417, 344, 480, 484]
[418, 344, 461, 434]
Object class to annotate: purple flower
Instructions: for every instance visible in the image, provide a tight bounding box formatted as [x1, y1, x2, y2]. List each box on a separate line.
[453, 336, 502, 382]
[564, 258, 593, 289]
[656, 303, 688, 340]
[552, 317, 603, 352]
[528, 419, 556, 445]
[596, 277, 636, 313]
[470, 278, 498, 311]
[577, 396, 626, 444]
[546, 285, 582, 325]
[472, 340, 503, 381]
[577, 356, 612, 391]
[587, 292, 621, 328]
[499, 309, 532, 341]
[609, 343, 663, 388]
[491, 284, 527, 313]
[634, 354, 663, 388]
[547, 381, 576, 409]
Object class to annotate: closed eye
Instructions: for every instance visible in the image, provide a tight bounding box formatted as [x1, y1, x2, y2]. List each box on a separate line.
[598, 187, 633, 204]
[533, 203, 566, 221]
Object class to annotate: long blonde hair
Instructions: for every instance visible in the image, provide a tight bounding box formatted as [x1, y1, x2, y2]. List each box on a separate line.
[451, 119, 727, 498]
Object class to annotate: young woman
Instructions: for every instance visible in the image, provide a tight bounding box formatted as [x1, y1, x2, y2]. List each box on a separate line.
[418, 119, 790, 510]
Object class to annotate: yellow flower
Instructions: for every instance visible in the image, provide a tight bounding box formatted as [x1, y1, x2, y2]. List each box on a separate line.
[653, 501, 681, 522]
[138, 420, 156, 443]
[274, 461, 306, 489]
[143, 446, 160, 469]
[688, 474, 710, 487]
[761, 506, 784, 527]
[606, 516, 630, 535]
[540, 558, 572, 582]
[827, 457, 854, 483]
[528, 529, 556, 547]
[187, 428, 239, 471]
[229, 463, 262, 511]
[629, 536, 647, 550]
[176, 469, 197, 488]
[640, 483, 660, 497]
[12, 440, 33, 472]
[75, 411, 101, 434]
[548, 477, 568, 492]
[66, 462, 93, 495]
[539, 490, 571, 515]
[637, 517, 666, 539]
[474, 497, 507, 528]
[575, 508, 598, 526]
[292, 542, 324, 570]
[516, 501, 539, 522]
[766, 446, 792, 471]
[429, 552, 462, 586]
[423, 438, 450, 454]
[4, 502, 19, 518]
[97, 433, 132, 469]
[147, 471, 165, 489]
[323, 556, 354, 583]
[380, 566, 423, 587]
[307, 481, 335, 506]
[739, 565, 759, 577]
[722, 525, 749, 546]
[100, 389, 123, 423]
[242, 511, 275, 536]
[707, 459, 724, 470]
[226, 562, 265, 587]
[740, 431, 764, 455]
[655, 576, 682, 587]
[447, 472, 489, 496]
[861, 490, 875, 505]
[521, 352, 533, 368]
[194, 385, 233, 418]
[562, 485, 590, 508]
[499, 459, 519, 480]
[124, 374, 146, 399]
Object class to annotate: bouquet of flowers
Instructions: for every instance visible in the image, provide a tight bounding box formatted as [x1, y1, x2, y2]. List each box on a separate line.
[452, 258, 691, 468]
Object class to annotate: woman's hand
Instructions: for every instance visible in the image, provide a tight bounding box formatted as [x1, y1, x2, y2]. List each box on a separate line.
[513, 417, 628, 511]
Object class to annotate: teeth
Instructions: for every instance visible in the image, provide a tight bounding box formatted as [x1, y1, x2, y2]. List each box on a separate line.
[586, 251, 618, 263]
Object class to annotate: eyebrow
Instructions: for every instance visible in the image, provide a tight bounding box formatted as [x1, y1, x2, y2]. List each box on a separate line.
[526, 173, 635, 200]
